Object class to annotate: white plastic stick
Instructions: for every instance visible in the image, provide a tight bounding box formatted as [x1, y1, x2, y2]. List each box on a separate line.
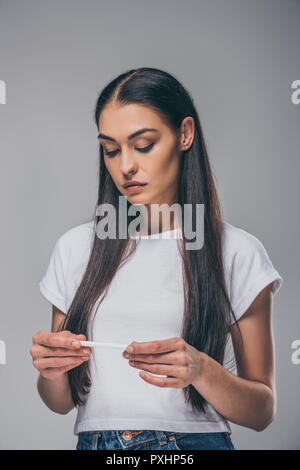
[79, 341, 128, 350]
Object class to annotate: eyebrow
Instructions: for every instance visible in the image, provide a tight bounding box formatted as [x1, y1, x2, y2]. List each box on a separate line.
[97, 128, 158, 142]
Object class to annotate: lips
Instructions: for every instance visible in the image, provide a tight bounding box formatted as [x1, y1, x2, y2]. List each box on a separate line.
[123, 182, 148, 193]
[123, 181, 147, 188]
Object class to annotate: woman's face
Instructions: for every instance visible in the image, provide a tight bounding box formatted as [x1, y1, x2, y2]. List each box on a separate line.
[98, 103, 182, 207]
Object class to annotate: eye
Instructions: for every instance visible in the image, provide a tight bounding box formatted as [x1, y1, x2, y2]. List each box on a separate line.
[104, 149, 119, 157]
[136, 143, 154, 153]
[103, 143, 154, 157]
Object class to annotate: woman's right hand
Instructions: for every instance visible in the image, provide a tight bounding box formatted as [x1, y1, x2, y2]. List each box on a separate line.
[30, 330, 92, 380]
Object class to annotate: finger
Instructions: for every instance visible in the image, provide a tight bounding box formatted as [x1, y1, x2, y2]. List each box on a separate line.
[58, 331, 86, 341]
[34, 355, 90, 369]
[126, 337, 185, 355]
[42, 358, 87, 377]
[31, 344, 92, 358]
[51, 361, 87, 374]
[32, 331, 86, 350]
[128, 360, 184, 378]
[59, 331, 87, 341]
[123, 350, 185, 364]
[138, 371, 181, 388]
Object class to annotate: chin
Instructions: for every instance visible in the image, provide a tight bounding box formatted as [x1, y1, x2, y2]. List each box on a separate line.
[128, 197, 149, 205]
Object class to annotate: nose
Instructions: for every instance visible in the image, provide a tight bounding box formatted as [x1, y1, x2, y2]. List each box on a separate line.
[119, 149, 138, 176]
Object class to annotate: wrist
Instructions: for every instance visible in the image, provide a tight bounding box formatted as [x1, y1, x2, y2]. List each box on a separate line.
[191, 351, 209, 388]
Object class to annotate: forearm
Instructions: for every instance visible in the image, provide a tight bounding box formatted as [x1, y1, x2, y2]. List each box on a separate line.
[37, 373, 75, 415]
[192, 352, 275, 431]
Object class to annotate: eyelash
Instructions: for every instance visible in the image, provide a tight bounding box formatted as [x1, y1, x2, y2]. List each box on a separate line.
[104, 143, 154, 157]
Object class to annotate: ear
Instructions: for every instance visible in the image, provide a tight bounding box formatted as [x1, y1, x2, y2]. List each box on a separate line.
[180, 116, 195, 151]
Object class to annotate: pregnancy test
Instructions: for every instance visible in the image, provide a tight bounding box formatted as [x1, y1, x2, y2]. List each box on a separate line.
[79, 341, 128, 350]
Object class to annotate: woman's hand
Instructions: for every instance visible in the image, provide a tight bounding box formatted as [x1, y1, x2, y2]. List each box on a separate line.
[122, 337, 204, 388]
[30, 330, 92, 380]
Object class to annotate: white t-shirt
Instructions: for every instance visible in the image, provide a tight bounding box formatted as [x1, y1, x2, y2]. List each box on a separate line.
[39, 220, 283, 435]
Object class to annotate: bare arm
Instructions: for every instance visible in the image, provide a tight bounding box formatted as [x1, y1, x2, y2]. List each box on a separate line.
[191, 283, 276, 431]
[31, 305, 91, 415]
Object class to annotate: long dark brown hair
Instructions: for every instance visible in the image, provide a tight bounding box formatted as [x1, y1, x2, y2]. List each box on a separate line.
[61, 67, 243, 413]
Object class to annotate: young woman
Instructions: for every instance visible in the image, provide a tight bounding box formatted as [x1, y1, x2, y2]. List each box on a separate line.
[32, 67, 283, 450]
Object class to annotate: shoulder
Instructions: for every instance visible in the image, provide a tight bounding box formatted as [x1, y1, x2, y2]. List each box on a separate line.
[221, 219, 277, 283]
[55, 220, 95, 262]
[57, 220, 95, 244]
[39, 220, 95, 313]
[221, 220, 283, 323]
[221, 220, 266, 256]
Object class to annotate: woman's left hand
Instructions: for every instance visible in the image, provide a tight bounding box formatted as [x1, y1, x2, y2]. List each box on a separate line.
[122, 337, 204, 388]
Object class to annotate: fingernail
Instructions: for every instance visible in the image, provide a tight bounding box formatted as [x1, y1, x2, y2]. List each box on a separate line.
[127, 345, 133, 353]
[82, 348, 90, 354]
[72, 341, 80, 347]
[81, 357, 89, 361]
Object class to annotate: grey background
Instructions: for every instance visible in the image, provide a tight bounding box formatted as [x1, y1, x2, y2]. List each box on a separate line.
[0, 0, 299, 450]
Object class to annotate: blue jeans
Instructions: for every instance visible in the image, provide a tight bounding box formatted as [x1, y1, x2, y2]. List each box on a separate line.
[76, 430, 235, 450]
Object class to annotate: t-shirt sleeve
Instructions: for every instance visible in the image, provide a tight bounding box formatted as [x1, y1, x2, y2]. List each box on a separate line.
[228, 233, 283, 325]
[39, 236, 67, 314]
